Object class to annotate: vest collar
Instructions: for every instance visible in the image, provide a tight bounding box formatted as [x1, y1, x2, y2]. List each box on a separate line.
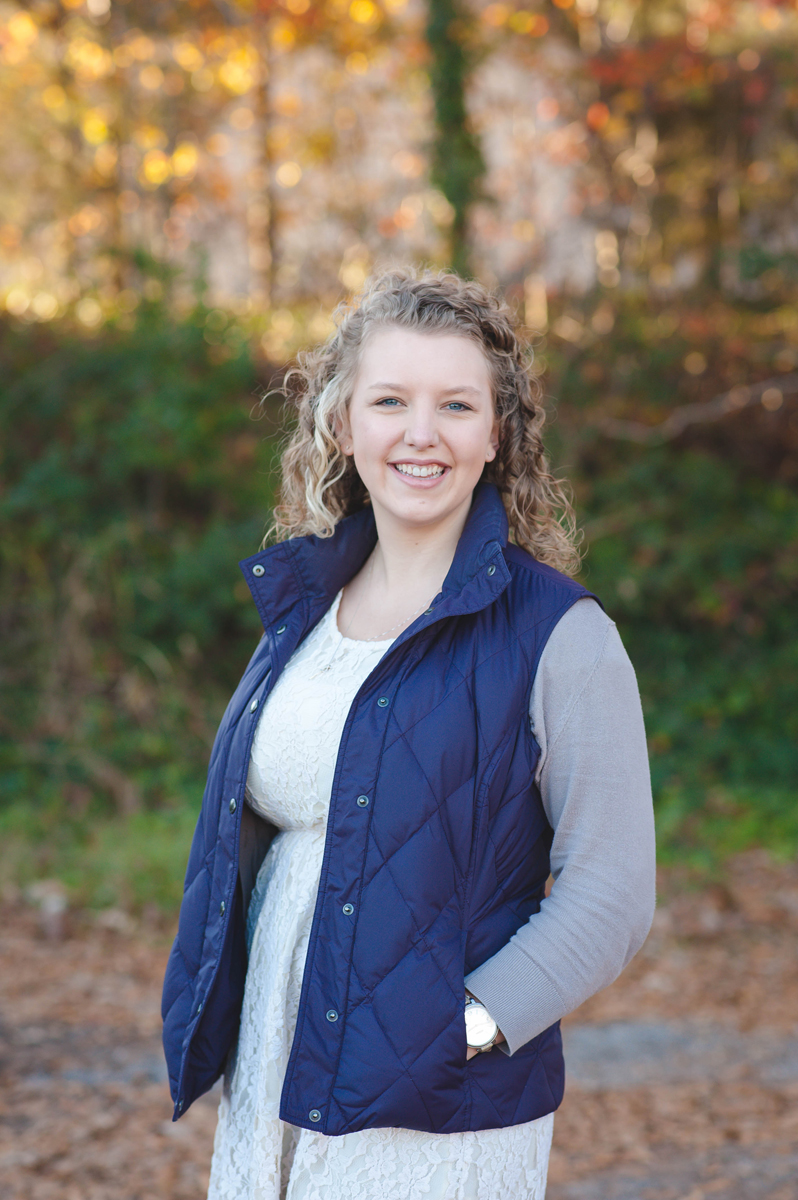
[240, 481, 511, 636]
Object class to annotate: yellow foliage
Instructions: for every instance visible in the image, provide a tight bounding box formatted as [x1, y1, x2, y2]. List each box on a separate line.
[218, 49, 257, 95]
[230, 107, 255, 130]
[133, 125, 167, 150]
[172, 143, 199, 177]
[350, 0, 379, 25]
[127, 36, 156, 61]
[206, 133, 230, 156]
[113, 45, 134, 69]
[5, 288, 30, 316]
[30, 292, 58, 320]
[68, 206, 105, 237]
[191, 68, 215, 92]
[345, 51, 369, 74]
[140, 150, 172, 188]
[512, 219, 536, 241]
[339, 258, 368, 289]
[759, 7, 782, 30]
[271, 19, 297, 51]
[482, 5, 509, 27]
[76, 297, 103, 327]
[8, 13, 38, 46]
[173, 42, 204, 71]
[139, 65, 164, 91]
[94, 144, 118, 176]
[82, 112, 109, 145]
[308, 311, 335, 340]
[274, 90, 302, 116]
[509, 11, 536, 33]
[42, 85, 67, 111]
[271, 309, 295, 335]
[275, 161, 302, 187]
[65, 38, 114, 81]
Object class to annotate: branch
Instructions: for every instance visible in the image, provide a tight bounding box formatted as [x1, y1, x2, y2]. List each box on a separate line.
[594, 374, 797, 443]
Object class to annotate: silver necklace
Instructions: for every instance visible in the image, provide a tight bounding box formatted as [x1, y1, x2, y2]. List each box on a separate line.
[340, 555, 434, 643]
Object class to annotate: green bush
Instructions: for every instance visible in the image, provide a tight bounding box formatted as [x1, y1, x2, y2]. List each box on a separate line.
[2, 293, 796, 912]
[0, 301, 277, 907]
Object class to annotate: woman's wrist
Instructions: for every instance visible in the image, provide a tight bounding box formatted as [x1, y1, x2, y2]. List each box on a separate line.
[464, 991, 505, 1058]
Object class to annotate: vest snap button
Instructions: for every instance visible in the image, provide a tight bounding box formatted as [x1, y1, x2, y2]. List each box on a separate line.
[487, 564, 496, 576]
[252, 564, 265, 577]
[377, 696, 389, 708]
[356, 795, 369, 807]
[342, 903, 354, 915]
[326, 1009, 338, 1022]
[276, 624, 287, 635]
[250, 699, 258, 713]
[220, 900, 226, 915]
[309, 1109, 321, 1122]
[229, 797, 237, 814]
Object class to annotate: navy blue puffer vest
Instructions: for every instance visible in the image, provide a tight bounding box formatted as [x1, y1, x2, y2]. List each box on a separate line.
[161, 482, 593, 1134]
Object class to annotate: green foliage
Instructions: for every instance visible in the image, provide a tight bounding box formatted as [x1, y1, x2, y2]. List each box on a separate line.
[0, 798, 198, 913]
[582, 449, 798, 863]
[545, 295, 798, 868]
[2, 291, 796, 913]
[0, 301, 276, 896]
[426, 0, 486, 276]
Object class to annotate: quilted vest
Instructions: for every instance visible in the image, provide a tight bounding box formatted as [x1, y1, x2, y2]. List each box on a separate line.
[161, 482, 594, 1134]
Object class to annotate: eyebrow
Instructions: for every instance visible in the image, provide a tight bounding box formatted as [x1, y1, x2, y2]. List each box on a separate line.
[366, 382, 483, 396]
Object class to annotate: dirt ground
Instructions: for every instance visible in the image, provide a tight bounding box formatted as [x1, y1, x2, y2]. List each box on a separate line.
[1, 851, 796, 1200]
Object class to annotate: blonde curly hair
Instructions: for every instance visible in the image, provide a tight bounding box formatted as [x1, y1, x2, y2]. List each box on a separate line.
[270, 267, 581, 576]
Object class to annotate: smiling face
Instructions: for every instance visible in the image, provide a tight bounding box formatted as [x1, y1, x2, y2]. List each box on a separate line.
[340, 326, 499, 537]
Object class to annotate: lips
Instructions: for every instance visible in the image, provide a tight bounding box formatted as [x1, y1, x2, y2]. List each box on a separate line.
[392, 463, 446, 478]
[388, 461, 451, 487]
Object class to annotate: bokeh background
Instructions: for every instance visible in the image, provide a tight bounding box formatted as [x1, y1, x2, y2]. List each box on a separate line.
[1, 0, 797, 925]
[3, 4, 798, 1198]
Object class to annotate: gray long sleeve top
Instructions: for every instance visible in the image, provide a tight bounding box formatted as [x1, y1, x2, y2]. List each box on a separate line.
[464, 597, 657, 1055]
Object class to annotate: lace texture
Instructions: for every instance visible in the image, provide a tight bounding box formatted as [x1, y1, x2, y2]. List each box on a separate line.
[207, 592, 554, 1200]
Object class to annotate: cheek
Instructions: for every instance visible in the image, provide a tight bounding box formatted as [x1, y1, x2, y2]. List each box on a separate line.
[350, 417, 393, 463]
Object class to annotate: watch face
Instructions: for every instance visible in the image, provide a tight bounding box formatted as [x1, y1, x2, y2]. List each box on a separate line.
[465, 1001, 498, 1048]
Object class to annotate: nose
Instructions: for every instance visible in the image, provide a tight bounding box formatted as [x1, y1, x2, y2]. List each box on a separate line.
[403, 400, 439, 449]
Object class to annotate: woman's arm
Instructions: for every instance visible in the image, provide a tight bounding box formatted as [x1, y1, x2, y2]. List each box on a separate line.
[464, 597, 656, 1055]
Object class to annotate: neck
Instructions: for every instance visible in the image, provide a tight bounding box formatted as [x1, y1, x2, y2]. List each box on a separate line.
[368, 496, 472, 596]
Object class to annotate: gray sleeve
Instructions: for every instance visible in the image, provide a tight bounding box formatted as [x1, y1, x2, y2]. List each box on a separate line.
[464, 597, 657, 1055]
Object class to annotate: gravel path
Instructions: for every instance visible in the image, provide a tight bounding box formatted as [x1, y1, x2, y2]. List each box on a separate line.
[2, 850, 797, 1199]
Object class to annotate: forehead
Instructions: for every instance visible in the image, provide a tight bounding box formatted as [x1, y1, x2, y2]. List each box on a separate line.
[354, 326, 492, 391]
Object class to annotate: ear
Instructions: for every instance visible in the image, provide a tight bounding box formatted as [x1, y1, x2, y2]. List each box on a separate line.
[333, 410, 354, 456]
[485, 417, 500, 463]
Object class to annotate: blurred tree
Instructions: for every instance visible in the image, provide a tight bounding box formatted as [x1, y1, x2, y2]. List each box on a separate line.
[426, 0, 486, 274]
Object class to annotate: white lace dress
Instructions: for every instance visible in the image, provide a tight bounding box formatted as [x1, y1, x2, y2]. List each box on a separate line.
[207, 591, 554, 1200]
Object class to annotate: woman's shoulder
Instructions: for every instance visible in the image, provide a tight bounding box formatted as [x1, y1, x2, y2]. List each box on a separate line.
[530, 597, 640, 758]
[503, 543, 595, 603]
[536, 596, 635, 708]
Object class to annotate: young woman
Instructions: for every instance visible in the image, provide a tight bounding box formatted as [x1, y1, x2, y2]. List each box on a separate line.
[161, 269, 656, 1200]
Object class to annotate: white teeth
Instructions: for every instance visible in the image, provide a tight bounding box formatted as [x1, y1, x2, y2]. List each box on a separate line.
[394, 463, 445, 478]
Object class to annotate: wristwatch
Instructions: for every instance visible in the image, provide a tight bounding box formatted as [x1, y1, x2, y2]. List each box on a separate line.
[464, 996, 499, 1053]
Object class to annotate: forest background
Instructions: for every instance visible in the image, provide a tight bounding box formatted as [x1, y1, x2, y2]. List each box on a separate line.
[1, 0, 796, 916]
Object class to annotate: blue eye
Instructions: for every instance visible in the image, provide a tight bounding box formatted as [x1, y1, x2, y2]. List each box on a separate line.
[376, 397, 402, 407]
[445, 402, 469, 412]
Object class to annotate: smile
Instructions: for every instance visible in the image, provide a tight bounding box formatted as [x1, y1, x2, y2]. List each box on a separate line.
[392, 463, 447, 478]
